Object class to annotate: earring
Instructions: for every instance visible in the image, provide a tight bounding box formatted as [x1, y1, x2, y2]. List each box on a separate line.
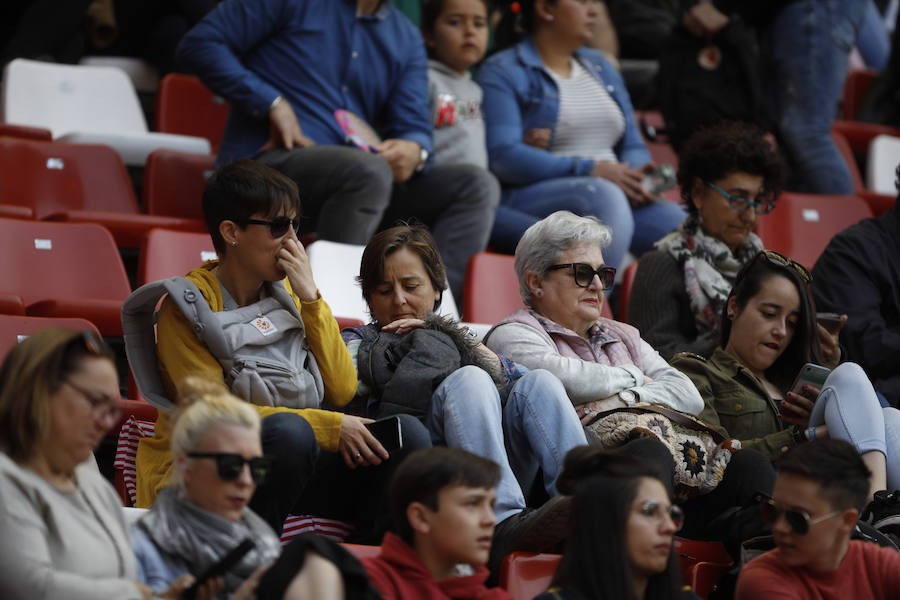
[544, 13, 554, 20]
[231, 241, 237, 247]
[727, 312, 734, 319]
[536, 290, 543, 297]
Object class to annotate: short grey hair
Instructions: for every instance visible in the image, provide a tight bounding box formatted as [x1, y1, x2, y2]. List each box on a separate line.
[514, 211, 613, 307]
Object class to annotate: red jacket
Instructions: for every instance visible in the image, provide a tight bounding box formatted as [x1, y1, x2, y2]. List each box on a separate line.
[362, 533, 512, 600]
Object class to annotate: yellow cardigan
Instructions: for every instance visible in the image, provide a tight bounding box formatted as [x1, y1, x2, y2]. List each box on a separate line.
[135, 262, 357, 507]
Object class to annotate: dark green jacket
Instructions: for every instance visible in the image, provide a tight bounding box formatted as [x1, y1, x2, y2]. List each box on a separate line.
[671, 347, 797, 462]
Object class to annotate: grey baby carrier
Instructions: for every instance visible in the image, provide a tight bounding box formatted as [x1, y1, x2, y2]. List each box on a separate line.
[122, 277, 324, 412]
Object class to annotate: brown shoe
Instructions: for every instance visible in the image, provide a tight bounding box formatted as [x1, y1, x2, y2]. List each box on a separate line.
[488, 495, 571, 578]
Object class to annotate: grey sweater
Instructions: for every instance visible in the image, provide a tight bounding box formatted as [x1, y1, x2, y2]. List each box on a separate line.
[0, 453, 141, 600]
[627, 250, 719, 361]
[428, 60, 488, 169]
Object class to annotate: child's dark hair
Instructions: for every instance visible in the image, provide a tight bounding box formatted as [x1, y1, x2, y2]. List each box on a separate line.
[776, 439, 872, 514]
[421, 0, 491, 60]
[492, 0, 553, 52]
[553, 446, 684, 600]
[719, 251, 824, 391]
[390, 447, 500, 544]
[202, 159, 301, 256]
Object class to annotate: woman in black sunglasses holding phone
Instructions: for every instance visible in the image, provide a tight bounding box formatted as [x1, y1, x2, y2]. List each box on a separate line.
[133, 377, 375, 600]
[135, 159, 430, 543]
[672, 250, 900, 501]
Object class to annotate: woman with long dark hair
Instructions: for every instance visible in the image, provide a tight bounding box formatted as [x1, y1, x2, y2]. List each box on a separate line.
[536, 447, 690, 600]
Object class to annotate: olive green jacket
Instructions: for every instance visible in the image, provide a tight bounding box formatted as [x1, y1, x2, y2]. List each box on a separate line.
[670, 347, 798, 462]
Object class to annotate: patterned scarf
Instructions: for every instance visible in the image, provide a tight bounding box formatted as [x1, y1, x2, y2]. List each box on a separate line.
[655, 216, 762, 341]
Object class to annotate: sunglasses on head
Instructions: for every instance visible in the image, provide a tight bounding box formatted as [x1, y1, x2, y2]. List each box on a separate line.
[758, 496, 841, 535]
[187, 452, 273, 485]
[549, 263, 616, 289]
[636, 500, 685, 531]
[704, 181, 776, 215]
[759, 249, 812, 283]
[243, 216, 300, 238]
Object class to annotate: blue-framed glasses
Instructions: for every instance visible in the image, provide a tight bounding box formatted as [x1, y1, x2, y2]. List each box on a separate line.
[705, 181, 776, 215]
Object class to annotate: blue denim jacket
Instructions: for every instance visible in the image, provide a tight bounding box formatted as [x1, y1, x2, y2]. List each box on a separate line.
[176, 0, 432, 166]
[477, 37, 650, 187]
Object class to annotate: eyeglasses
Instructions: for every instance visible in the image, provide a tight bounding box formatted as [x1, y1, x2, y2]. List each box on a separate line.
[187, 452, 273, 485]
[760, 249, 812, 283]
[636, 500, 684, 531]
[759, 497, 841, 535]
[64, 379, 123, 423]
[243, 216, 300, 238]
[705, 181, 776, 215]
[548, 263, 616, 289]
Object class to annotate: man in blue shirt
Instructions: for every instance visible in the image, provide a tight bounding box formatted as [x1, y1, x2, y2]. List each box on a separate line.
[176, 0, 499, 301]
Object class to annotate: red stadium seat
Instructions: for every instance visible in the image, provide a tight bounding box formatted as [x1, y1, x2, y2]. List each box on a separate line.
[0, 122, 52, 141]
[498, 552, 560, 600]
[0, 293, 26, 315]
[840, 68, 877, 120]
[138, 228, 217, 286]
[754, 192, 873, 270]
[691, 561, 733, 599]
[831, 119, 900, 157]
[155, 73, 230, 152]
[464, 252, 525, 324]
[0, 137, 206, 247]
[335, 317, 365, 330]
[0, 218, 131, 335]
[0, 314, 101, 361]
[618, 262, 638, 323]
[143, 148, 215, 221]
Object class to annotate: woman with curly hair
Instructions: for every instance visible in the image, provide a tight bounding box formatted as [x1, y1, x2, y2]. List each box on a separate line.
[628, 121, 784, 360]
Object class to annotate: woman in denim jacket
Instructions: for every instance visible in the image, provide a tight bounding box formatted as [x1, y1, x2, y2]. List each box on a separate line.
[478, 0, 685, 267]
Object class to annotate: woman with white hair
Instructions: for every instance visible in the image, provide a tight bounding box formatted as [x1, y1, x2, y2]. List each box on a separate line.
[132, 378, 377, 600]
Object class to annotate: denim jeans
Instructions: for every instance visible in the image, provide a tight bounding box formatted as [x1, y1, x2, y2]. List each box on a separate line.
[767, 0, 866, 194]
[490, 176, 686, 269]
[426, 366, 587, 522]
[810, 362, 900, 489]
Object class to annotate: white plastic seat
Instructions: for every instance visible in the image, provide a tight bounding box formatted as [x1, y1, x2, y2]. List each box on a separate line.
[1, 58, 209, 165]
[866, 134, 900, 194]
[306, 239, 461, 323]
[79, 56, 159, 93]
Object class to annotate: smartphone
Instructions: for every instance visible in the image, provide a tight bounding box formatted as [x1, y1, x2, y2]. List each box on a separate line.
[366, 416, 403, 452]
[182, 538, 254, 600]
[816, 312, 843, 334]
[640, 164, 677, 196]
[789, 363, 831, 397]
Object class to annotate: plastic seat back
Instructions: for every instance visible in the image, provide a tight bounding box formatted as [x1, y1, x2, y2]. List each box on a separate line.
[464, 252, 525, 324]
[0, 315, 101, 361]
[0, 219, 131, 333]
[143, 149, 216, 220]
[138, 229, 217, 285]
[754, 192, 873, 270]
[498, 552, 560, 600]
[840, 68, 877, 120]
[866, 134, 900, 195]
[0, 122, 52, 141]
[155, 74, 230, 151]
[619, 261, 638, 323]
[0, 137, 139, 218]
[2, 58, 148, 137]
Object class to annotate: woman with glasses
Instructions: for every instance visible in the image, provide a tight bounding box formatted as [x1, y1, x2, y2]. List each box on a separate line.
[535, 447, 691, 600]
[135, 159, 430, 542]
[629, 121, 788, 361]
[133, 377, 377, 600]
[672, 250, 900, 499]
[0, 328, 192, 599]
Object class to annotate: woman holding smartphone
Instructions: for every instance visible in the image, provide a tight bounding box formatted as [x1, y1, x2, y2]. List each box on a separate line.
[672, 250, 900, 499]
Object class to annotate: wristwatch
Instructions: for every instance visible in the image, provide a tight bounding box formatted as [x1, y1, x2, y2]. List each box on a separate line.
[618, 389, 637, 407]
[414, 146, 429, 173]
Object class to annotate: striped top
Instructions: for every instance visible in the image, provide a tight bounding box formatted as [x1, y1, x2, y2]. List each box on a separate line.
[547, 58, 625, 163]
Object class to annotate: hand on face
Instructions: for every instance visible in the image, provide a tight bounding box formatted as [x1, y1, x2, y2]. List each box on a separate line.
[276, 236, 318, 302]
[375, 139, 421, 182]
[339, 415, 389, 469]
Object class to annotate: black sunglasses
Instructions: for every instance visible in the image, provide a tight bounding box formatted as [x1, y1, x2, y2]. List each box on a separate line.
[549, 263, 616, 289]
[243, 216, 300, 238]
[187, 452, 273, 485]
[760, 249, 812, 283]
[759, 497, 841, 535]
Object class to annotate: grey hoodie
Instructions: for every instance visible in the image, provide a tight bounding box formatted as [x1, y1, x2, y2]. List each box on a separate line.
[427, 59, 488, 169]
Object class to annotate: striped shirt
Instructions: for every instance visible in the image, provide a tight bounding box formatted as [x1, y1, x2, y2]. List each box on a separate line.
[547, 58, 625, 163]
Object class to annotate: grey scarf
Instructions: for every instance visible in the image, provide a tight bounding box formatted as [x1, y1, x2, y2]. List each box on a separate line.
[135, 486, 281, 595]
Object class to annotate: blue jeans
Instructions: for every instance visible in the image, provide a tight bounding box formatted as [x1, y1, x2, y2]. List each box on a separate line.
[768, 0, 866, 194]
[490, 176, 686, 269]
[810, 362, 900, 489]
[857, 0, 890, 70]
[426, 366, 587, 522]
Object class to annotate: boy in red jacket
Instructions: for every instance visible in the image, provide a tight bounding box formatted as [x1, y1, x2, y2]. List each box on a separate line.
[362, 447, 513, 599]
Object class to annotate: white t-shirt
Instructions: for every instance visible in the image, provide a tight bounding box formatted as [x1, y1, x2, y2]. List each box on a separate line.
[547, 58, 625, 163]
